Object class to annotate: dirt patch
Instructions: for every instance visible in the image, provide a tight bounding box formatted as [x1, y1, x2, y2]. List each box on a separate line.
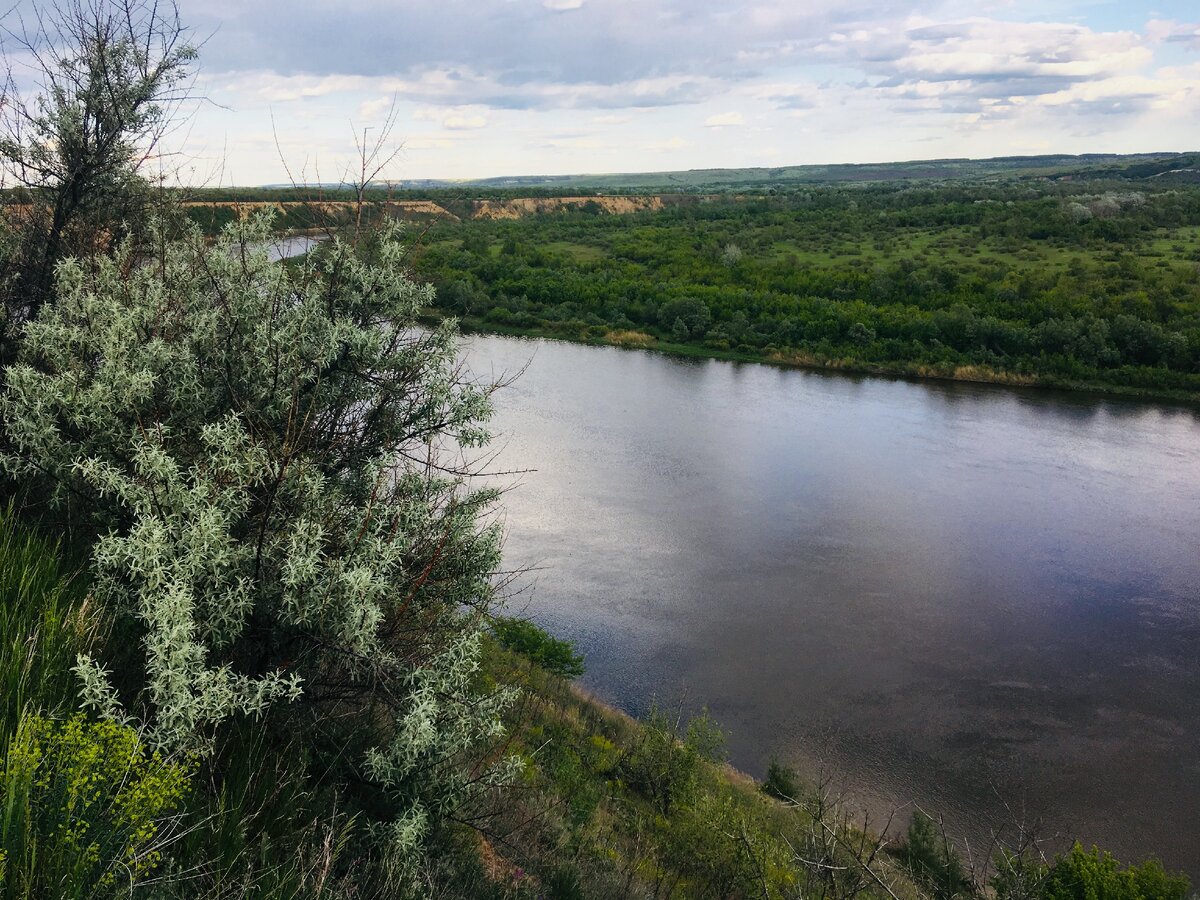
[182, 199, 459, 222]
[471, 195, 665, 220]
[476, 833, 533, 889]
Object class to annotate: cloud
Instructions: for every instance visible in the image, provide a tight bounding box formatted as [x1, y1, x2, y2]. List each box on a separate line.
[214, 67, 728, 112]
[359, 96, 395, 120]
[704, 111, 745, 127]
[799, 17, 1171, 123]
[180, 0, 911, 89]
[412, 106, 490, 130]
[1146, 19, 1200, 48]
[209, 72, 371, 103]
[646, 136, 692, 150]
[442, 113, 488, 129]
[533, 137, 606, 150]
[755, 82, 821, 110]
[165, 0, 1200, 182]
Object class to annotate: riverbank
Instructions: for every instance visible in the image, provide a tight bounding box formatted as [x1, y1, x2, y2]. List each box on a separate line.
[471, 625, 1193, 899]
[467, 635, 930, 898]
[446, 317, 1200, 407]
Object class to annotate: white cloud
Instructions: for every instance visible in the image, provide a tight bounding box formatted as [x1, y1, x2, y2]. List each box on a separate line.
[1146, 19, 1200, 48]
[443, 113, 488, 130]
[168, 1, 1200, 183]
[704, 111, 745, 127]
[359, 96, 394, 120]
[755, 82, 821, 110]
[414, 106, 490, 130]
[209, 72, 372, 103]
[645, 136, 693, 150]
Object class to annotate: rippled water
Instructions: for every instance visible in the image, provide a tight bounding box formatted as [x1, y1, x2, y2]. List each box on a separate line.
[462, 334, 1200, 876]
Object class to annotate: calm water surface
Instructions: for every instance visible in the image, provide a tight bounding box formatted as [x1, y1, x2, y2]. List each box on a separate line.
[265, 234, 324, 261]
[463, 334, 1200, 875]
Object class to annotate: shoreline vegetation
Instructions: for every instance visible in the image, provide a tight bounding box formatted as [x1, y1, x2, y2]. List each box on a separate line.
[353, 173, 1200, 408]
[447, 316, 1200, 406]
[170, 154, 1200, 416]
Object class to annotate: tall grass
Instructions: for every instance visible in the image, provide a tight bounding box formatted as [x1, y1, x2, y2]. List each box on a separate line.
[0, 713, 192, 900]
[0, 508, 198, 899]
[0, 506, 96, 753]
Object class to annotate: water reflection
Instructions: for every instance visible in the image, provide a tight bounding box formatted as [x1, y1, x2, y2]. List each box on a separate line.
[464, 335, 1200, 877]
[264, 234, 324, 262]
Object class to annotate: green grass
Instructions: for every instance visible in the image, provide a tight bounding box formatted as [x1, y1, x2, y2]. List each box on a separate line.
[462, 638, 927, 900]
[0, 507, 95, 753]
[542, 240, 607, 263]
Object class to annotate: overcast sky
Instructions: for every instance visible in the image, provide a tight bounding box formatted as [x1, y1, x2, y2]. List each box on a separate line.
[146, 1, 1200, 183]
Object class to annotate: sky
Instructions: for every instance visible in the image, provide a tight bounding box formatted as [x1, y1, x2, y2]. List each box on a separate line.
[27, 0, 1200, 184]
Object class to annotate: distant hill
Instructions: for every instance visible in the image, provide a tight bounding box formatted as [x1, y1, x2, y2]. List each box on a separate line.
[326, 151, 1200, 193]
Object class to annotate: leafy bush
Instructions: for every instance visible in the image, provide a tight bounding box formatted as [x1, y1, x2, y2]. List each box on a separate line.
[0, 713, 191, 898]
[761, 758, 801, 802]
[660, 791, 795, 899]
[897, 810, 972, 900]
[621, 706, 724, 816]
[1, 213, 515, 882]
[993, 843, 1191, 900]
[491, 617, 584, 678]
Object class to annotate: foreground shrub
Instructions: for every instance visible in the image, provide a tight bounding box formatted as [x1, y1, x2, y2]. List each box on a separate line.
[897, 810, 972, 900]
[621, 706, 724, 817]
[0, 213, 515, 883]
[761, 758, 801, 802]
[0, 713, 190, 898]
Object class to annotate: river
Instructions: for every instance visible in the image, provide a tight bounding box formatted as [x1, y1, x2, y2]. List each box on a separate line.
[461, 333, 1200, 876]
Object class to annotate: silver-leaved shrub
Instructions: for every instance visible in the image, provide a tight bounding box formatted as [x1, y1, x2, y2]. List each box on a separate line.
[0, 213, 516, 876]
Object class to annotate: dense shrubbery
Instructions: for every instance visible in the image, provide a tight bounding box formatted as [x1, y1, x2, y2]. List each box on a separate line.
[410, 185, 1200, 397]
[893, 818, 1192, 900]
[896, 812, 972, 900]
[990, 844, 1191, 900]
[0, 12, 517, 883]
[0, 714, 191, 898]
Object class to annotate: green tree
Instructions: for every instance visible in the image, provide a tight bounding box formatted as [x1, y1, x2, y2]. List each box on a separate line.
[491, 617, 584, 679]
[622, 706, 724, 817]
[0, 0, 197, 334]
[1038, 844, 1188, 900]
[897, 811, 971, 900]
[658, 298, 711, 338]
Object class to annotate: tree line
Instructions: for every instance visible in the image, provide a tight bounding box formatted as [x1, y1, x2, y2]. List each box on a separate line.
[411, 183, 1200, 396]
